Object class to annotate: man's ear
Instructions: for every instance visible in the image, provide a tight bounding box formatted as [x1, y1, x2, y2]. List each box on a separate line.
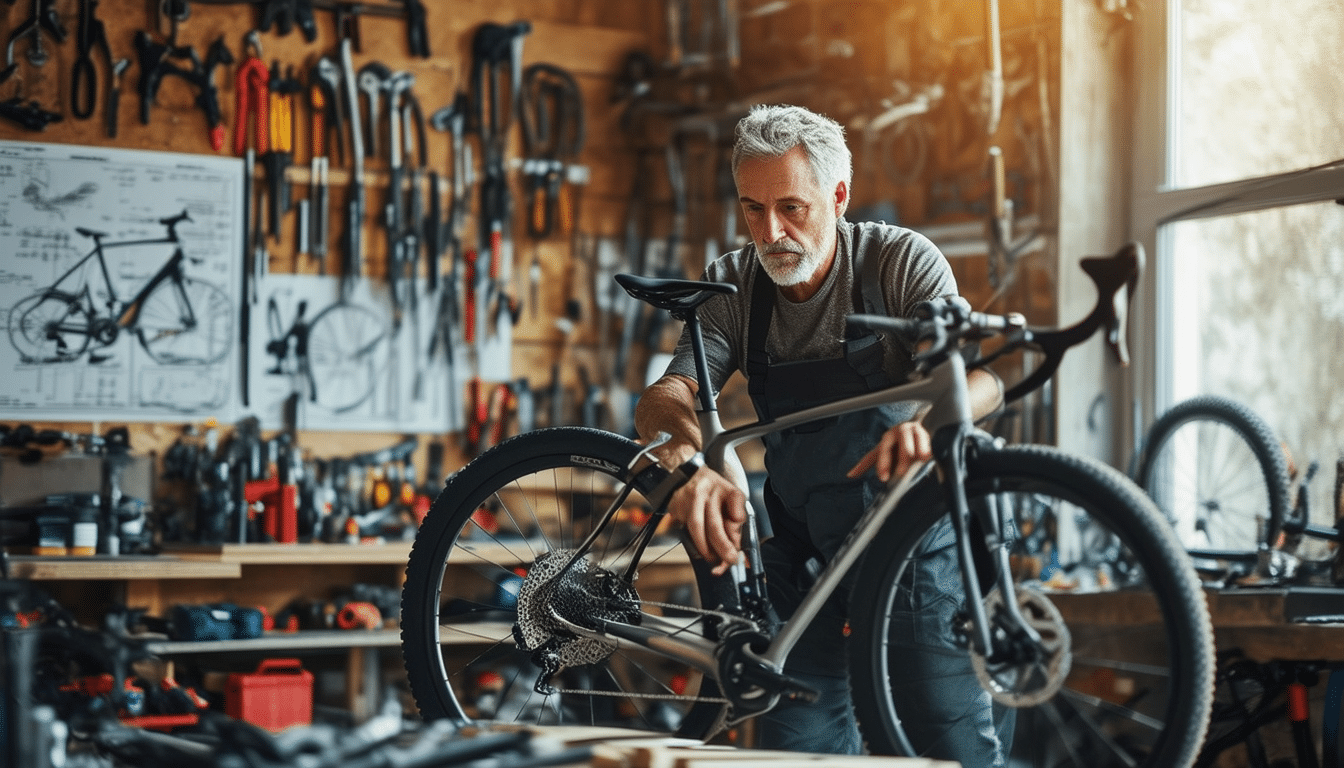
[834, 179, 849, 217]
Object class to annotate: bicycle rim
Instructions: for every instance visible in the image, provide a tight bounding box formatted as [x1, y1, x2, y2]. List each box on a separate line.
[1135, 395, 1290, 559]
[137, 278, 232, 364]
[306, 302, 383, 412]
[8, 291, 91, 363]
[850, 445, 1214, 768]
[401, 428, 727, 737]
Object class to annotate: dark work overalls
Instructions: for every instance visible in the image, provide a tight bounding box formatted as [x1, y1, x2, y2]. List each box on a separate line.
[745, 248, 1012, 765]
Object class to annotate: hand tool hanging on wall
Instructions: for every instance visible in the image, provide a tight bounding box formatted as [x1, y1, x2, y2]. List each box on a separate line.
[357, 61, 391, 159]
[234, 32, 267, 408]
[70, 0, 112, 120]
[470, 21, 531, 339]
[427, 94, 471, 429]
[134, 28, 234, 151]
[105, 58, 129, 138]
[519, 62, 585, 318]
[640, 136, 689, 351]
[383, 70, 414, 331]
[266, 62, 301, 241]
[339, 36, 366, 296]
[307, 56, 343, 274]
[2, 0, 65, 83]
[259, 0, 319, 42]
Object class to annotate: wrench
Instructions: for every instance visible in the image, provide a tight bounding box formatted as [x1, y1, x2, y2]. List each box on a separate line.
[357, 61, 391, 159]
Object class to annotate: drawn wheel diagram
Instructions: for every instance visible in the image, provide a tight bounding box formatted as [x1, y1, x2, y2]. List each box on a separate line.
[8, 291, 93, 363]
[305, 302, 386, 413]
[136, 278, 233, 365]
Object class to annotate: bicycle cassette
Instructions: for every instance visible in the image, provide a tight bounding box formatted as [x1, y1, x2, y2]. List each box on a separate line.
[512, 549, 641, 692]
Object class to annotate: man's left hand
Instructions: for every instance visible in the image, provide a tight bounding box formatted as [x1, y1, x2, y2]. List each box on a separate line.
[846, 420, 931, 483]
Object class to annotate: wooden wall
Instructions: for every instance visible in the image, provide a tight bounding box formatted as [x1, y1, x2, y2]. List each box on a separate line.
[0, 0, 1063, 529]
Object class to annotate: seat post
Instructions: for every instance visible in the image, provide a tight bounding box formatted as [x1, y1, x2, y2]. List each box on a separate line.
[684, 313, 716, 414]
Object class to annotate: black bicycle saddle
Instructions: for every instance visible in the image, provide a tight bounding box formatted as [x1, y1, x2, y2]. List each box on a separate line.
[613, 273, 736, 315]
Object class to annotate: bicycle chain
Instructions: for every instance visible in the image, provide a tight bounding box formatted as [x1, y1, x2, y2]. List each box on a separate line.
[547, 598, 753, 705]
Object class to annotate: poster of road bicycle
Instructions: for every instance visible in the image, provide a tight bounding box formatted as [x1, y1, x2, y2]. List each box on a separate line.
[249, 273, 506, 433]
[0, 140, 245, 423]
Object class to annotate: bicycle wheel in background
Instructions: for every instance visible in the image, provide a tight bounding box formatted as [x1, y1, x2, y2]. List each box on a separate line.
[850, 445, 1214, 768]
[8, 291, 92, 363]
[401, 427, 728, 738]
[137, 278, 231, 364]
[1133, 395, 1291, 560]
[305, 302, 384, 413]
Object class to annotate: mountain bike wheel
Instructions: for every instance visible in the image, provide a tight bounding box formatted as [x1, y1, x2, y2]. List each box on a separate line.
[850, 444, 1214, 768]
[8, 291, 92, 363]
[305, 302, 384, 413]
[137, 278, 231, 364]
[1133, 395, 1290, 559]
[401, 427, 728, 738]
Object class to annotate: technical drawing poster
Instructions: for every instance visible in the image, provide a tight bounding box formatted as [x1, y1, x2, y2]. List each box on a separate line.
[250, 273, 507, 433]
[0, 140, 244, 422]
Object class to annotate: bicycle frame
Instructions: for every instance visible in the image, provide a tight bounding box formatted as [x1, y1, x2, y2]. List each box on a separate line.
[553, 242, 1144, 700]
[44, 231, 186, 333]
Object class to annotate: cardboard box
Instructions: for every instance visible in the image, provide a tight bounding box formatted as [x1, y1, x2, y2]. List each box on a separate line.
[225, 658, 313, 732]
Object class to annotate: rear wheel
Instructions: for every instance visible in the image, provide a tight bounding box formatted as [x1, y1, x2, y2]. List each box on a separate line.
[850, 444, 1214, 768]
[401, 427, 727, 737]
[1134, 395, 1291, 561]
[8, 291, 92, 363]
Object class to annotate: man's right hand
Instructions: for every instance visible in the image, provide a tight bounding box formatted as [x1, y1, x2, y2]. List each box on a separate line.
[665, 463, 748, 576]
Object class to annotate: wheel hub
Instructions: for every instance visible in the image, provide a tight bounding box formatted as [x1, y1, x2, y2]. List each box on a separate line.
[968, 587, 1072, 707]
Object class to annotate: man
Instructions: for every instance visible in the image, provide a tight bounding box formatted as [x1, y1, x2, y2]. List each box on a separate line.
[633, 104, 1007, 762]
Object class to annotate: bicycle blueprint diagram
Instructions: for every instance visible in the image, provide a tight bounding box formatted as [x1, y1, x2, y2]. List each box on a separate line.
[0, 140, 244, 422]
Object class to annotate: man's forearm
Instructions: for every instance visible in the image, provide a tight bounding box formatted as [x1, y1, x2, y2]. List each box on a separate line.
[634, 374, 704, 465]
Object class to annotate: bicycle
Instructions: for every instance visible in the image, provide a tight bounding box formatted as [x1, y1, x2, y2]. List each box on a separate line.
[6, 210, 232, 366]
[265, 295, 387, 414]
[401, 241, 1216, 767]
[1132, 395, 1341, 581]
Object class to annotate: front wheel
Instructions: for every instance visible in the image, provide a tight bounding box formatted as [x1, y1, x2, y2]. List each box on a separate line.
[401, 427, 728, 738]
[849, 444, 1214, 768]
[137, 278, 232, 365]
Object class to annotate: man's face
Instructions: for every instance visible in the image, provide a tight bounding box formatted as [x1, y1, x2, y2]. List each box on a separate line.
[736, 145, 846, 290]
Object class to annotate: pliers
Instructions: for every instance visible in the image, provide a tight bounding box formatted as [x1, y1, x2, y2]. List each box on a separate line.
[70, 0, 112, 119]
[233, 39, 270, 157]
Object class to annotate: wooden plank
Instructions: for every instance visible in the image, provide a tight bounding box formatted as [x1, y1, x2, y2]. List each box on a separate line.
[8, 555, 240, 580]
[161, 542, 413, 565]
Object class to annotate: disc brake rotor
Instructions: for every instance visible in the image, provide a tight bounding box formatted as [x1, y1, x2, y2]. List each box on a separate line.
[969, 587, 1072, 707]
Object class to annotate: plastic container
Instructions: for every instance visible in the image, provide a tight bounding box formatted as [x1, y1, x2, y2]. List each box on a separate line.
[225, 658, 313, 732]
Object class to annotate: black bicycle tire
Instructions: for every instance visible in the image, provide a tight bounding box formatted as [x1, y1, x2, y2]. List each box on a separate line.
[7, 290, 92, 363]
[305, 302, 383, 413]
[1134, 395, 1291, 557]
[401, 427, 727, 738]
[849, 444, 1215, 768]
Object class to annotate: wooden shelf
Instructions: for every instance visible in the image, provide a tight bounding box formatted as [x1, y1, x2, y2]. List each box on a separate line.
[162, 542, 414, 565]
[7, 555, 240, 580]
[141, 628, 405, 654]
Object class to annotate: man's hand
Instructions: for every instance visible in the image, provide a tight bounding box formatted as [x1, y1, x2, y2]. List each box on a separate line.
[665, 466, 748, 576]
[846, 420, 932, 483]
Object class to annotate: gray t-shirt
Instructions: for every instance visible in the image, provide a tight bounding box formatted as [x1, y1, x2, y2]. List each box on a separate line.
[665, 220, 959, 404]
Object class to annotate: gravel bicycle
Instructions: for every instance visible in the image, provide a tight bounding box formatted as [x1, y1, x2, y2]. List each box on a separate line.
[401, 241, 1216, 767]
[6, 210, 232, 366]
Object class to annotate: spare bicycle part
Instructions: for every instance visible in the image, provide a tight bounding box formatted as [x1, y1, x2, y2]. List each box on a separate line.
[1133, 395, 1291, 564]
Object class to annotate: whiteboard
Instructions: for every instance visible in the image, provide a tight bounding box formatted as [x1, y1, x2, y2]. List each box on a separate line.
[0, 140, 245, 423]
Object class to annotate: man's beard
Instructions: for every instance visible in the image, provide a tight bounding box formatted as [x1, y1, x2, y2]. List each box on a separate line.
[757, 238, 825, 286]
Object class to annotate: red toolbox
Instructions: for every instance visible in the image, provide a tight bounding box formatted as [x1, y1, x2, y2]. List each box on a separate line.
[226, 658, 313, 732]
